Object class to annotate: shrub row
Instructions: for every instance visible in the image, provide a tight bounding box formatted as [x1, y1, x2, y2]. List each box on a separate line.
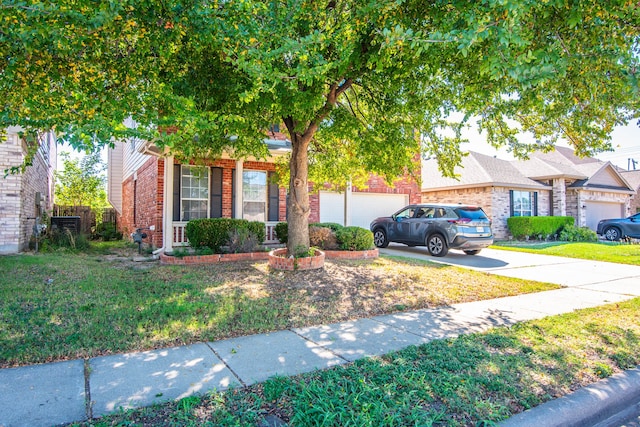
[275, 222, 374, 251]
[559, 224, 598, 242]
[507, 216, 575, 240]
[185, 218, 266, 253]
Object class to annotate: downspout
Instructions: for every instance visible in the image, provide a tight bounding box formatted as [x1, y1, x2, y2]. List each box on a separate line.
[152, 156, 173, 257]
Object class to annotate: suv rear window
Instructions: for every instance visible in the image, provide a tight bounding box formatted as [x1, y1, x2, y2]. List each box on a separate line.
[454, 208, 488, 220]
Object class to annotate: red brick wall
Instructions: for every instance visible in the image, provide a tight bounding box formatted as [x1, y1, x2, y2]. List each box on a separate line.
[357, 174, 421, 204]
[120, 157, 163, 248]
[120, 157, 414, 245]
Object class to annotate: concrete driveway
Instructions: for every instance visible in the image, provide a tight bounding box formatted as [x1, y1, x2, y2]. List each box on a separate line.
[380, 243, 640, 295]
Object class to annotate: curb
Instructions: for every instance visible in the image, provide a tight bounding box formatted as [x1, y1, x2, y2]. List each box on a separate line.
[499, 366, 640, 427]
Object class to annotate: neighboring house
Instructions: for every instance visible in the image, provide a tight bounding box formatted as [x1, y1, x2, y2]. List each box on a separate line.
[621, 169, 640, 214]
[0, 127, 57, 253]
[107, 126, 419, 253]
[421, 147, 636, 239]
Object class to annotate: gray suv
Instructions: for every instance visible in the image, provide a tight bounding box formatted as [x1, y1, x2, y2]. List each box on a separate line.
[370, 204, 493, 257]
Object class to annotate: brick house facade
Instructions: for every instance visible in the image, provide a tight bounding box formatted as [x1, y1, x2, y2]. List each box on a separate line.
[621, 170, 640, 215]
[0, 128, 57, 253]
[109, 136, 420, 252]
[422, 149, 635, 239]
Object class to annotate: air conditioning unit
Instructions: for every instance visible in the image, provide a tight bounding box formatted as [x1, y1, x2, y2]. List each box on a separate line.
[50, 216, 81, 234]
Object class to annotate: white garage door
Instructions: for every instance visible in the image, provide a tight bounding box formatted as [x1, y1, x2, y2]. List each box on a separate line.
[319, 191, 409, 229]
[585, 201, 624, 231]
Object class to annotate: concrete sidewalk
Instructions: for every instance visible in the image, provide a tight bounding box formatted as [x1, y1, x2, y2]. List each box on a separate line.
[2, 248, 640, 427]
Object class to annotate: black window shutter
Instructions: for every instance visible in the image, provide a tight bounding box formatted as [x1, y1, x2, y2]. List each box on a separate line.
[231, 169, 236, 218]
[509, 190, 514, 217]
[268, 172, 279, 221]
[173, 164, 181, 222]
[533, 192, 538, 216]
[210, 167, 223, 218]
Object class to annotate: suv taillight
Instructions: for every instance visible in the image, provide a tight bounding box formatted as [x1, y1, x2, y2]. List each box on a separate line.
[448, 218, 471, 225]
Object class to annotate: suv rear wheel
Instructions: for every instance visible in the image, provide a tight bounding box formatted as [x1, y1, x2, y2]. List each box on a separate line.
[426, 234, 448, 257]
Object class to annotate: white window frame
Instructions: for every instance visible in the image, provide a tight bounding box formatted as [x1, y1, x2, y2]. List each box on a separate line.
[242, 170, 267, 222]
[512, 190, 534, 217]
[180, 165, 210, 221]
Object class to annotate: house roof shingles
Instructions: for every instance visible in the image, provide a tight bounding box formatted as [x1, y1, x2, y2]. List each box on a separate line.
[513, 157, 586, 180]
[422, 148, 635, 194]
[621, 170, 640, 191]
[422, 151, 548, 191]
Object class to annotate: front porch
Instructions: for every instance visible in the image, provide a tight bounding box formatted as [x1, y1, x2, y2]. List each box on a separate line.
[160, 153, 286, 253]
[171, 221, 281, 248]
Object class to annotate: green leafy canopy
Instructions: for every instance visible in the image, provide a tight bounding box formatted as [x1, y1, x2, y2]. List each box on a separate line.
[2, 0, 638, 251]
[3, 1, 638, 172]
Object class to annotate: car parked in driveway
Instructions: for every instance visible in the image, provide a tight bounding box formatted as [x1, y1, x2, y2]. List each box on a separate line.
[596, 213, 640, 241]
[370, 204, 493, 257]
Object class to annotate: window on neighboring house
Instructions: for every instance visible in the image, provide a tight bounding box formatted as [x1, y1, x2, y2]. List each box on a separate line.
[243, 170, 267, 222]
[181, 166, 209, 221]
[510, 190, 538, 217]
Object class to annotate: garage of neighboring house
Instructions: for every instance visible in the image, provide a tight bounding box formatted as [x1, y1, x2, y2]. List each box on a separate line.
[319, 191, 409, 228]
[584, 201, 625, 231]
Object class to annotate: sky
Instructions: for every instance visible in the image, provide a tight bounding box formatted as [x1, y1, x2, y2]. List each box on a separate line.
[462, 120, 640, 171]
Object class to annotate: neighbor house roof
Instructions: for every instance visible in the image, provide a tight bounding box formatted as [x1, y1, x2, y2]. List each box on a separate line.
[621, 170, 640, 191]
[422, 147, 635, 194]
[531, 146, 601, 166]
[513, 157, 586, 180]
[422, 151, 548, 191]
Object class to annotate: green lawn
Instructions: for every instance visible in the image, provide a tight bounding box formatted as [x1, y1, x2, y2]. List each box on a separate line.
[73, 298, 640, 427]
[5, 242, 639, 426]
[0, 243, 558, 367]
[492, 241, 640, 265]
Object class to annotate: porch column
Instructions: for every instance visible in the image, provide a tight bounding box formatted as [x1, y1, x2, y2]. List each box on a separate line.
[163, 156, 174, 252]
[234, 160, 243, 219]
[552, 178, 567, 216]
[344, 181, 352, 226]
[576, 190, 586, 227]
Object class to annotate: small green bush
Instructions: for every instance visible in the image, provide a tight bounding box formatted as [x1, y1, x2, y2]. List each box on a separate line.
[335, 226, 374, 251]
[274, 222, 288, 244]
[558, 224, 598, 242]
[185, 218, 266, 252]
[507, 216, 575, 240]
[94, 222, 123, 241]
[40, 228, 91, 252]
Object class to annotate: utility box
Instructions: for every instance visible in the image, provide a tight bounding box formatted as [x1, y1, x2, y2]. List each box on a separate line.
[51, 216, 81, 234]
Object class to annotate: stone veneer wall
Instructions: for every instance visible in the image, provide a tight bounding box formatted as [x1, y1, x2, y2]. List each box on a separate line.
[568, 188, 631, 229]
[631, 193, 640, 215]
[0, 133, 54, 253]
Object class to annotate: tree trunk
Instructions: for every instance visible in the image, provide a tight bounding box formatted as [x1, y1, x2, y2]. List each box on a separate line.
[286, 133, 311, 256]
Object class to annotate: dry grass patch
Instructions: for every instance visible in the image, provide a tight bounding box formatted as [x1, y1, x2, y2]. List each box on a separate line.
[0, 247, 558, 367]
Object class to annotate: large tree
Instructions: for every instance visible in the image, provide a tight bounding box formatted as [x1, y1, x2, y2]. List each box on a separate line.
[2, 1, 638, 254]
